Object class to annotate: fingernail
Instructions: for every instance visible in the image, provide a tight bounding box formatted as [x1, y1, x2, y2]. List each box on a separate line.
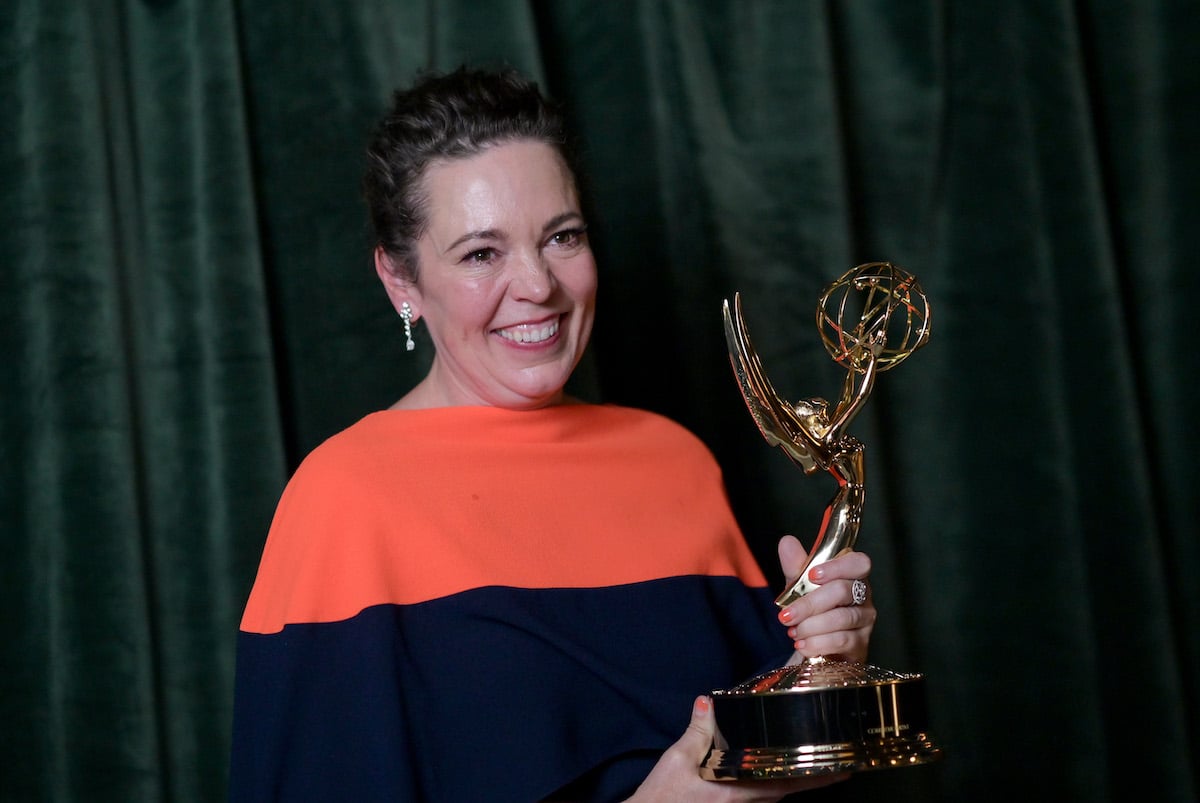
[809, 566, 825, 581]
[694, 695, 711, 714]
[778, 608, 794, 624]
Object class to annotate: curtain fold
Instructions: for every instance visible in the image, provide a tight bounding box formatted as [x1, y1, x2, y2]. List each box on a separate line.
[2, 1, 1195, 801]
[3, 1, 287, 799]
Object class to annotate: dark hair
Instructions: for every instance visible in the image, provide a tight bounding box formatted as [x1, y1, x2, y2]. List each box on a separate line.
[363, 66, 574, 282]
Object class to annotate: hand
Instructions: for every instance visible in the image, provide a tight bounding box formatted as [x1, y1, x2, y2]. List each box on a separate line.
[625, 696, 847, 802]
[776, 536, 875, 663]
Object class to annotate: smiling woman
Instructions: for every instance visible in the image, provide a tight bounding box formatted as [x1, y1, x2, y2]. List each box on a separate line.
[375, 140, 597, 409]
[229, 67, 877, 802]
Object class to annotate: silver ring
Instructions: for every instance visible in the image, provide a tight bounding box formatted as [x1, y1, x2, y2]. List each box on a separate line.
[851, 579, 868, 606]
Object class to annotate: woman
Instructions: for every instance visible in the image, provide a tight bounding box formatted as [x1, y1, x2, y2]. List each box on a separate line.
[230, 67, 876, 802]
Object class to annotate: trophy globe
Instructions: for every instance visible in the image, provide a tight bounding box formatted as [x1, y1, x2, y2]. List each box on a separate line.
[817, 261, 931, 375]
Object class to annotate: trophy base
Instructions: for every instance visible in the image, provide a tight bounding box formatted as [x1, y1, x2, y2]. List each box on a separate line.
[700, 657, 943, 780]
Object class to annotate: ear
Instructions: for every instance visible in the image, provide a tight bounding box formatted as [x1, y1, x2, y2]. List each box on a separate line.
[374, 246, 420, 318]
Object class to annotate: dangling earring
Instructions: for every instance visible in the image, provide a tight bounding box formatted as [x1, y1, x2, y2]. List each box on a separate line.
[400, 301, 416, 351]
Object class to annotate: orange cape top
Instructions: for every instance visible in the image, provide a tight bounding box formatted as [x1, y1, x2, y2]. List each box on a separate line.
[241, 403, 769, 634]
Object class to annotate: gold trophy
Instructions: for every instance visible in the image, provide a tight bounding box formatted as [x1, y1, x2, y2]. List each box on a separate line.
[701, 262, 942, 780]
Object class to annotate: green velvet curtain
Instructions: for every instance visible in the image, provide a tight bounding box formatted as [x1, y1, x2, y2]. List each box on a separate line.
[3, 1, 1196, 801]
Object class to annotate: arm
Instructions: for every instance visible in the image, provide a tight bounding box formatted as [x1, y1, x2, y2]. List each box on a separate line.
[824, 330, 884, 444]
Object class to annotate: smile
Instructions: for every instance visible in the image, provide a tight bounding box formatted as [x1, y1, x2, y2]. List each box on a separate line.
[496, 317, 561, 344]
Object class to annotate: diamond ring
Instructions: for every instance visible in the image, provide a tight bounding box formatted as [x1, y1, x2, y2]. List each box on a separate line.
[851, 579, 868, 606]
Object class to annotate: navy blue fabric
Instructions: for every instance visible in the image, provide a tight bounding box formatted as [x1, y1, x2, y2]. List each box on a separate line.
[230, 576, 790, 802]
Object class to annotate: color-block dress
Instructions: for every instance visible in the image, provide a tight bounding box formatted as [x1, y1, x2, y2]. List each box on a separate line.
[230, 404, 790, 801]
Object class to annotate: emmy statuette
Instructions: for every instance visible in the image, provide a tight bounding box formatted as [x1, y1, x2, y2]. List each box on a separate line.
[701, 262, 943, 780]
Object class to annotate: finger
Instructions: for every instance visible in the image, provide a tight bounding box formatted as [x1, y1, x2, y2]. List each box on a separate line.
[677, 695, 716, 762]
[805, 550, 872, 584]
[788, 600, 877, 642]
[796, 577, 872, 610]
[777, 535, 809, 585]
[777, 578, 846, 627]
[791, 625, 874, 660]
[628, 697, 719, 800]
[789, 606, 877, 661]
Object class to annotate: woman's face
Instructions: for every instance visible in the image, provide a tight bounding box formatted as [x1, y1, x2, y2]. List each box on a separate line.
[381, 140, 597, 409]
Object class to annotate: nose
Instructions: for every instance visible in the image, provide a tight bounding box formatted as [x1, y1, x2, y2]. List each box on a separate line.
[510, 250, 556, 302]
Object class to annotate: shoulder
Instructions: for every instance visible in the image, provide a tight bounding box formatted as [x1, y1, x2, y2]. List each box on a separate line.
[302, 410, 399, 464]
[264, 413, 409, 558]
[240, 413, 409, 633]
[283, 412, 406, 490]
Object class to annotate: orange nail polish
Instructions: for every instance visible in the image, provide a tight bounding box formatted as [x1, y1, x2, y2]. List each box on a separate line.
[779, 608, 794, 624]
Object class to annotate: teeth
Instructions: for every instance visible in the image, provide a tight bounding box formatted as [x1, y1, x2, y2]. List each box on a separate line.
[498, 318, 559, 344]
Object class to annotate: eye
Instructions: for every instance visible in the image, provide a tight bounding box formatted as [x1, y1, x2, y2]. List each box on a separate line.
[462, 248, 497, 265]
[549, 226, 588, 248]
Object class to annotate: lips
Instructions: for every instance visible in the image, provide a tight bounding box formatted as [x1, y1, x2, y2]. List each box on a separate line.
[495, 315, 561, 344]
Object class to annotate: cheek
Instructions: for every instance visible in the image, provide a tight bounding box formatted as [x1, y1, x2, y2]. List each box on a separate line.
[433, 283, 505, 338]
[562, 257, 598, 306]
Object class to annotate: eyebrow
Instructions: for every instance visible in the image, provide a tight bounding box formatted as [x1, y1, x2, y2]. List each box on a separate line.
[541, 211, 585, 235]
[442, 212, 585, 253]
[444, 229, 502, 253]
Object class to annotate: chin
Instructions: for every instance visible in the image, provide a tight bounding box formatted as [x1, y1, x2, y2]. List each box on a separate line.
[499, 369, 576, 407]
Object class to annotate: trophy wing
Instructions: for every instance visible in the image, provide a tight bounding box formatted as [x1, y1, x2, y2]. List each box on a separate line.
[722, 294, 820, 473]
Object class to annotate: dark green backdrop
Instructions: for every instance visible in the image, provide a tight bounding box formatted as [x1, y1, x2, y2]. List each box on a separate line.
[2, 2, 1196, 801]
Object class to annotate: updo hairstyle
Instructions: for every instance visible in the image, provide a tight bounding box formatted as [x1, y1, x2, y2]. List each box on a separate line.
[363, 66, 573, 283]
